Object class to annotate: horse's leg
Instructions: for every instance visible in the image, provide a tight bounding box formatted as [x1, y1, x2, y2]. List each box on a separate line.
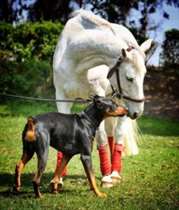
[96, 121, 112, 188]
[110, 116, 131, 184]
[55, 86, 72, 114]
[55, 86, 72, 185]
[105, 117, 123, 185]
[105, 117, 118, 160]
[87, 65, 113, 188]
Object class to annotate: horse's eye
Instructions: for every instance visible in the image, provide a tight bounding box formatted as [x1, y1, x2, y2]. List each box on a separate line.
[126, 76, 134, 82]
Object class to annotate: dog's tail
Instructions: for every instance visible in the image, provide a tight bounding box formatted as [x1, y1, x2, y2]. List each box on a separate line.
[24, 117, 36, 142]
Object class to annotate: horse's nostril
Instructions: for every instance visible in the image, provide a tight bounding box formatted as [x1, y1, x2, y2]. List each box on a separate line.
[133, 112, 138, 119]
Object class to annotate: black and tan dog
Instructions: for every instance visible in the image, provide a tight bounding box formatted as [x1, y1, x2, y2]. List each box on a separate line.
[13, 95, 127, 198]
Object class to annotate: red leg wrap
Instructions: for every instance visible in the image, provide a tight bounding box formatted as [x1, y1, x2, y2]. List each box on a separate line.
[111, 144, 123, 172]
[57, 151, 67, 177]
[108, 136, 115, 159]
[98, 144, 111, 176]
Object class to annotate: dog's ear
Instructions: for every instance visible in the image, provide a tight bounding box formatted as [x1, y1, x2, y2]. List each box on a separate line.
[93, 95, 101, 100]
[93, 95, 101, 104]
[93, 96, 105, 110]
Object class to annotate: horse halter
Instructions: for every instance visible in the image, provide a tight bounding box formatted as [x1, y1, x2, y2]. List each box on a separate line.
[107, 53, 145, 103]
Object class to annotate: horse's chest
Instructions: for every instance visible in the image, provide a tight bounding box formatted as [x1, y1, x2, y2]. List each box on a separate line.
[63, 72, 92, 98]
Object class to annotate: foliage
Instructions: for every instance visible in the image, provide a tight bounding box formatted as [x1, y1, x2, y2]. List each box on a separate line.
[160, 29, 179, 69]
[0, 21, 63, 61]
[0, 0, 82, 23]
[84, 0, 135, 24]
[28, 0, 74, 23]
[130, 27, 148, 44]
[0, 21, 63, 97]
[0, 59, 53, 97]
[0, 101, 179, 210]
[0, 0, 14, 22]
[83, 0, 179, 37]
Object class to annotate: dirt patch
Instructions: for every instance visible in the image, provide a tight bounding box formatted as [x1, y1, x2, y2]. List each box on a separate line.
[144, 70, 179, 120]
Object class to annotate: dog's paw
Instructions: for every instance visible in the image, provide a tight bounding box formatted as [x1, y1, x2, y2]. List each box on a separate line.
[12, 185, 21, 194]
[98, 192, 107, 198]
[50, 182, 62, 194]
[35, 193, 43, 199]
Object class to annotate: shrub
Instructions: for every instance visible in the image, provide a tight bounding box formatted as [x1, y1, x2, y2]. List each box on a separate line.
[0, 59, 54, 97]
[0, 21, 63, 97]
[0, 21, 63, 61]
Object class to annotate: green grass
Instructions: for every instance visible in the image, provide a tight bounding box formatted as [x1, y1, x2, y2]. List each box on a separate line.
[0, 100, 179, 210]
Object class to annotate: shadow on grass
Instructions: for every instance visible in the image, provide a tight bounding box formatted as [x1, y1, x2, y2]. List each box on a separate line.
[0, 172, 94, 198]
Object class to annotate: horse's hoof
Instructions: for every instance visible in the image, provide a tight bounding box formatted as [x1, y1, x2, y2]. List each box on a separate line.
[101, 175, 113, 188]
[111, 172, 121, 185]
[111, 177, 121, 185]
[101, 181, 113, 188]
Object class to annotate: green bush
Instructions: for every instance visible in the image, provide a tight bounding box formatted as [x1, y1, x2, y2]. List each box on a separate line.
[0, 59, 54, 97]
[0, 21, 63, 97]
[0, 21, 63, 61]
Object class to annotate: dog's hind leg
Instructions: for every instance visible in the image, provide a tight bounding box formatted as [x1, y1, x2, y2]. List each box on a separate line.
[14, 151, 34, 192]
[32, 138, 49, 198]
[80, 154, 107, 198]
[32, 150, 48, 198]
[50, 154, 72, 193]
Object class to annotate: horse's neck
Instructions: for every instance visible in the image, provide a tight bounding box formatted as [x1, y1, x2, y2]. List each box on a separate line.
[72, 40, 125, 72]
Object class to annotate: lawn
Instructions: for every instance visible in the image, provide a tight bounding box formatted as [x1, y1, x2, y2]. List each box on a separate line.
[0, 100, 179, 210]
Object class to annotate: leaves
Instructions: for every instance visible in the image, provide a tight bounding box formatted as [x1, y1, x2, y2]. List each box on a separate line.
[163, 11, 170, 19]
[0, 21, 63, 61]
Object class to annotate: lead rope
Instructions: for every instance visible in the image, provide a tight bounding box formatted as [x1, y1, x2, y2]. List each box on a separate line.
[0, 93, 92, 104]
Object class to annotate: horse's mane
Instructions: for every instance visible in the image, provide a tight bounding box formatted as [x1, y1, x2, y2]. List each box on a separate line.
[63, 10, 146, 74]
[70, 9, 111, 28]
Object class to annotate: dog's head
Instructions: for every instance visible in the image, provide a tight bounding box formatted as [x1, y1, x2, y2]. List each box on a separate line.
[93, 95, 128, 117]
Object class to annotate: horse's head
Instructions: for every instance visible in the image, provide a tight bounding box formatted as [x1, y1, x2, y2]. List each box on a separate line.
[108, 39, 154, 119]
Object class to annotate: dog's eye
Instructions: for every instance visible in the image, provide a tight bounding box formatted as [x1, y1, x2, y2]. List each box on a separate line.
[96, 101, 104, 109]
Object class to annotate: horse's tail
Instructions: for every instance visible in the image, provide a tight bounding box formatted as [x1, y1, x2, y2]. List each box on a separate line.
[123, 118, 140, 156]
[24, 117, 36, 142]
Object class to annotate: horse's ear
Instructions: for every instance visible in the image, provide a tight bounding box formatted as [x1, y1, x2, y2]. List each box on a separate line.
[140, 39, 153, 53]
[144, 41, 158, 63]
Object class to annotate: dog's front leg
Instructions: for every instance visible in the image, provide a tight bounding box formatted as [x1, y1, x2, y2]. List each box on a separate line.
[50, 154, 72, 193]
[80, 154, 107, 198]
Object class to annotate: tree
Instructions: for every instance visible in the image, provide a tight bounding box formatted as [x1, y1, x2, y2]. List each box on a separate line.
[28, 0, 72, 23]
[83, 0, 179, 38]
[0, 0, 14, 22]
[83, 0, 135, 24]
[28, 0, 83, 23]
[160, 29, 179, 68]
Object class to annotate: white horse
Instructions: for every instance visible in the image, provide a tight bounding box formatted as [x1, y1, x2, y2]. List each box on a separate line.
[53, 10, 153, 187]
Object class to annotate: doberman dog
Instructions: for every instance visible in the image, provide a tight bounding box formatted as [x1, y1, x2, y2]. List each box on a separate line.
[13, 95, 128, 198]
